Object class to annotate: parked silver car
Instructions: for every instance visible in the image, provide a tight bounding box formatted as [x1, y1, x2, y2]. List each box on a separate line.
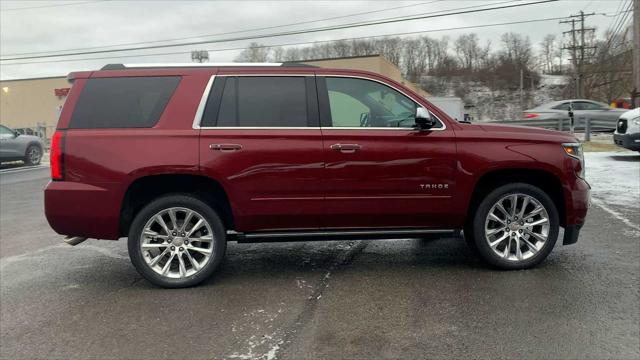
[0, 124, 44, 165]
[523, 99, 627, 131]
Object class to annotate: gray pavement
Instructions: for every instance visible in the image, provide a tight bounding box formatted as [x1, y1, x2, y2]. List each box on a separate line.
[1, 166, 639, 360]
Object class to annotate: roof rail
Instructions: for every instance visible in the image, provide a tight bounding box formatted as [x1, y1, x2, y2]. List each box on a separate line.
[100, 62, 316, 70]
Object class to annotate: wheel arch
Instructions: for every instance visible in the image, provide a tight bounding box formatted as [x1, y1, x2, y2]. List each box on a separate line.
[465, 168, 566, 228]
[24, 140, 43, 154]
[119, 174, 234, 237]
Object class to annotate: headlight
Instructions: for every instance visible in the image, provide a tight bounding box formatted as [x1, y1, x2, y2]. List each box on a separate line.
[562, 143, 585, 178]
[632, 117, 640, 126]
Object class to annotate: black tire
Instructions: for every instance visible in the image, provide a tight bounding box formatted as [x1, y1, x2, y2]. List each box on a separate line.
[23, 145, 41, 166]
[128, 194, 227, 288]
[472, 183, 559, 270]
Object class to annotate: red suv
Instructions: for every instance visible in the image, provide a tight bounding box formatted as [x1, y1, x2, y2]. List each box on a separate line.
[44, 63, 590, 288]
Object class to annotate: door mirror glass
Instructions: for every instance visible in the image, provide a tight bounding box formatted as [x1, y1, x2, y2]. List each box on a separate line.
[415, 107, 436, 130]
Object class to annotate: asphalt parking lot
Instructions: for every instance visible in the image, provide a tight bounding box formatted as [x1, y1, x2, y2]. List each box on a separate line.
[1, 154, 639, 360]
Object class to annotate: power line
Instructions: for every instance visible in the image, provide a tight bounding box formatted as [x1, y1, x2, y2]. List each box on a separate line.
[0, 0, 557, 62]
[0, 15, 581, 66]
[0, 0, 106, 12]
[1, 0, 513, 58]
[2, 0, 446, 57]
[601, 0, 633, 54]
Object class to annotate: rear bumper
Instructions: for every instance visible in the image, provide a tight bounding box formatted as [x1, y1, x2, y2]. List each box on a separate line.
[44, 180, 122, 240]
[613, 133, 640, 151]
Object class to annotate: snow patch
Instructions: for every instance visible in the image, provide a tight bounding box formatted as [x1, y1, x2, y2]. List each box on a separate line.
[585, 152, 640, 209]
[585, 152, 639, 229]
[227, 306, 287, 360]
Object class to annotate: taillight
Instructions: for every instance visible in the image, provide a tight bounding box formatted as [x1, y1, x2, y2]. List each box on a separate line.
[524, 113, 539, 119]
[50, 131, 65, 180]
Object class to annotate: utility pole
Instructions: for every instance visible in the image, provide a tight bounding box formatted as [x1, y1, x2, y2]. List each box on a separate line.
[560, 11, 596, 98]
[633, 0, 639, 108]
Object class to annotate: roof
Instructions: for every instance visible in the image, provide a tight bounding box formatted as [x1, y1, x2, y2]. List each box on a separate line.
[101, 62, 316, 70]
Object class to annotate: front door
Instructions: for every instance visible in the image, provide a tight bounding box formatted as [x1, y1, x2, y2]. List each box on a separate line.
[317, 76, 457, 229]
[198, 75, 324, 232]
[0, 125, 21, 160]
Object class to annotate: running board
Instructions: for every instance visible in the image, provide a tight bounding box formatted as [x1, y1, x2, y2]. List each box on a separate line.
[229, 228, 459, 243]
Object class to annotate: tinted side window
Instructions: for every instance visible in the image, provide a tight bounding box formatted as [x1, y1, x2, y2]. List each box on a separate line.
[70, 76, 180, 128]
[216, 77, 308, 127]
[552, 102, 570, 111]
[575, 101, 604, 110]
[325, 77, 417, 128]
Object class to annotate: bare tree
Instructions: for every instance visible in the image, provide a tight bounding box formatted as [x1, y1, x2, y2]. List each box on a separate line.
[539, 34, 556, 74]
[454, 33, 481, 71]
[271, 46, 285, 62]
[375, 37, 403, 66]
[500, 32, 533, 69]
[424, 36, 449, 73]
[283, 47, 301, 61]
[235, 42, 270, 62]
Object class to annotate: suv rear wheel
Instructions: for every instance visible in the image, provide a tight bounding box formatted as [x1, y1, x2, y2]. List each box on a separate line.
[128, 194, 227, 288]
[471, 183, 559, 269]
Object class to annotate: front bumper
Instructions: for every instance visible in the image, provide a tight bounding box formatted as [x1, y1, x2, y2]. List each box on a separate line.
[613, 133, 640, 151]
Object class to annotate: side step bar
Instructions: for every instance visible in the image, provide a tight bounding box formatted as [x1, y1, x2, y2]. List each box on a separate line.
[229, 228, 460, 243]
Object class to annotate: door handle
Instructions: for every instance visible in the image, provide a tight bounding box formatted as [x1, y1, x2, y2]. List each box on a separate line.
[210, 143, 242, 152]
[330, 143, 361, 153]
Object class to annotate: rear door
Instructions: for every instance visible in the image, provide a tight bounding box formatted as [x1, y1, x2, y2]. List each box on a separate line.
[198, 75, 324, 232]
[317, 75, 458, 229]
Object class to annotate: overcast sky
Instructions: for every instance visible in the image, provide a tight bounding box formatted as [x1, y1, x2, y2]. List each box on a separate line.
[0, 0, 630, 79]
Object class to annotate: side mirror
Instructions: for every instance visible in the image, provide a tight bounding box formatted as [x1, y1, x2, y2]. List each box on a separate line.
[415, 107, 436, 130]
[12, 131, 20, 138]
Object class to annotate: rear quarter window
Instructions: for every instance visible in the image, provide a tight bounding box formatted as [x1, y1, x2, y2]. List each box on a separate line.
[69, 76, 180, 129]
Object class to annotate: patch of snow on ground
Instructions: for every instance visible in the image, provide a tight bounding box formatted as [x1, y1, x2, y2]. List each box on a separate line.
[585, 151, 640, 210]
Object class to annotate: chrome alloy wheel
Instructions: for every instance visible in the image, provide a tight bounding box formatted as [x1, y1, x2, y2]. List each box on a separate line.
[140, 207, 215, 279]
[484, 193, 550, 262]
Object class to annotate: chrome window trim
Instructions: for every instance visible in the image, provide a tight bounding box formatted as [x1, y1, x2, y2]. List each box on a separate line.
[215, 74, 314, 77]
[193, 73, 448, 131]
[192, 75, 216, 130]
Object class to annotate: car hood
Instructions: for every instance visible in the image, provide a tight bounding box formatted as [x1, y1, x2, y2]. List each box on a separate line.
[466, 122, 577, 142]
[620, 108, 639, 120]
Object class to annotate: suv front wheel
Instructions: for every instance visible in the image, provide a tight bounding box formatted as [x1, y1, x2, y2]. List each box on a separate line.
[471, 183, 559, 269]
[128, 194, 227, 288]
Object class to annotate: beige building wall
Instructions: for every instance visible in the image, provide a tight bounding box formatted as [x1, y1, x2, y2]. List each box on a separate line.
[0, 77, 69, 128]
[302, 55, 430, 97]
